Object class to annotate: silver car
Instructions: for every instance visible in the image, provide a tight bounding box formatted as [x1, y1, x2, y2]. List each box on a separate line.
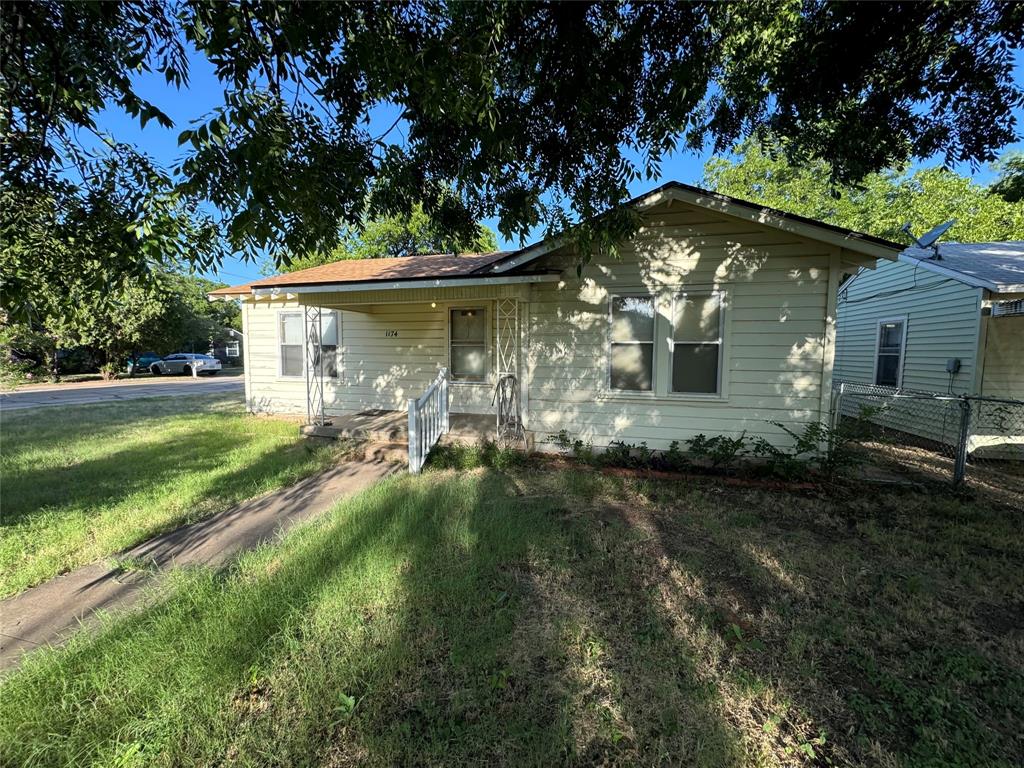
[150, 353, 222, 376]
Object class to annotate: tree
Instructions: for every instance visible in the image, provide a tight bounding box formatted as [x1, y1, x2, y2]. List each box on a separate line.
[3, 1, 1022, 277]
[703, 140, 1024, 244]
[991, 152, 1024, 203]
[280, 204, 499, 273]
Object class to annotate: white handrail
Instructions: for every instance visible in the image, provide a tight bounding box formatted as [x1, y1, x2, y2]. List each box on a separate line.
[408, 368, 450, 473]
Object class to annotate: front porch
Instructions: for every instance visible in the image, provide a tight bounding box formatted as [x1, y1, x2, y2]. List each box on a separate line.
[301, 409, 495, 445]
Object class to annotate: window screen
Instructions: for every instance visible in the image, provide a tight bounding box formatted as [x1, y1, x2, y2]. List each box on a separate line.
[609, 296, 655, 391]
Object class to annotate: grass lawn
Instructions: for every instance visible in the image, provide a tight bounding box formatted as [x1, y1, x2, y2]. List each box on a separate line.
[0, 394, 342, 597]
[1, 458, 1021, 766]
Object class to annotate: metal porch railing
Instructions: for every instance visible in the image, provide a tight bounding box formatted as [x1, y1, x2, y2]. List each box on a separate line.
[408, 368, 450, 473]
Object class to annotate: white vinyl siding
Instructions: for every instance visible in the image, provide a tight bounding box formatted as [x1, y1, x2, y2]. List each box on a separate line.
[524, 202, 836, 449]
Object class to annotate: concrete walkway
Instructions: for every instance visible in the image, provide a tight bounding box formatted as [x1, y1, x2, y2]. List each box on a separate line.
[0, 457, 398, 671]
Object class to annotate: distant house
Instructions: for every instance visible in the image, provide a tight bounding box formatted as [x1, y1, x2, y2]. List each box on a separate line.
[834, 241, 1023, 456]
[208, 182, 901, 465]
[208, 328, 244, 368]
[835, 242, 1023, 397]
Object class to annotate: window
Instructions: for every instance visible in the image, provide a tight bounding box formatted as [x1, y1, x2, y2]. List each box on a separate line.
[874, 318, 905, 387]
[671, 292, 722, 394]
[449, 308, 486, 382]
[279, 313, 303, 377]
[609, 295, 655, 391]
[315, 312, 339, 378]
[280, 312, 339, 378]
[225, 341, 240, 358]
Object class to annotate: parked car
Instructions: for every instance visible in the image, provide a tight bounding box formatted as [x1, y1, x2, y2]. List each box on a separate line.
[150, 353, 222, 376]
[126, 352, 162, 374]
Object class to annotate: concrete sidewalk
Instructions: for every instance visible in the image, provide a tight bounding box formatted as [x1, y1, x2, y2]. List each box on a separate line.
[0, 456, 398, 671]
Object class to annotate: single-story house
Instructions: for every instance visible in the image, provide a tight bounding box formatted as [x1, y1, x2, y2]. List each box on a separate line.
[209, 182, 902, 466]
[833, 241, 1024, 457]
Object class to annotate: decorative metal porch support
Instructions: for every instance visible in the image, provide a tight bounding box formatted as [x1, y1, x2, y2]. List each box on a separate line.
[305, 305, 326, 426]
[493, 297, 525, 447]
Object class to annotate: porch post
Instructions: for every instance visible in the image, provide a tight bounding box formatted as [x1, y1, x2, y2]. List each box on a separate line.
[305, 305, 325, 426]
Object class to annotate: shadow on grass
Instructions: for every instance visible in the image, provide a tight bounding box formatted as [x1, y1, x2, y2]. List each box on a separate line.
[616, 477, 1024, 766]
[0, 470, 745, 767]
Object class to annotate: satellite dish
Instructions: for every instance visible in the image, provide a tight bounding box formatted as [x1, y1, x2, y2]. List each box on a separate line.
[900, 219, 955, 258]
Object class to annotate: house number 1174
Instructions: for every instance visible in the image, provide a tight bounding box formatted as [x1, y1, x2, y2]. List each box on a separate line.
[385, 330, 398, 337]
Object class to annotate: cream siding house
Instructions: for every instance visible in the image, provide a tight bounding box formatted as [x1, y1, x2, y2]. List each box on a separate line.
[833, 241, 1024, 457]
[212, 182, 901, 462]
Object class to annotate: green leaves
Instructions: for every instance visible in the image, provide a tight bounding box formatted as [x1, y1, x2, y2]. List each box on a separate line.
[705, 139, 1024, 244]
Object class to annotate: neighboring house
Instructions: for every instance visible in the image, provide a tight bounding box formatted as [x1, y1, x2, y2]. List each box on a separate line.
[834, 241, 1024, 457]
[208, 327, 244, 367]
[209, 181, 901, 456]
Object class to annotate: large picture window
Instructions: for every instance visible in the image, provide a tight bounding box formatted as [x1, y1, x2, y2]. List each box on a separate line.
[449, 308, 487, 382]
[671, 292, 722, 394]
[874, 318, 905, 387]
[609, 295, 655, 391]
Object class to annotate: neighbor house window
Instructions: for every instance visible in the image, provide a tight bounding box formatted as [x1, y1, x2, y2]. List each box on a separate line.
[279, 312, 304, 377]
[671, 292, 723, 395]
[225, 341, 240, 358]
[874, 318, 906, 387]
[449, 308, 486, 382]
[609, 295, 655, 391]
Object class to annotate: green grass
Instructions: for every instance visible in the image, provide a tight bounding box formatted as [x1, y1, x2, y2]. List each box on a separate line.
[1, 462, 1021, 766]
[0, 394, 343, 597]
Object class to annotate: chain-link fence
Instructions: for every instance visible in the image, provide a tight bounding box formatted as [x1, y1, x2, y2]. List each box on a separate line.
[831, 382, 1024, 491]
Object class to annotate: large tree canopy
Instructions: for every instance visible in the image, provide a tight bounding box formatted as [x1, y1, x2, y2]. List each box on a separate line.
[2, 0, 1022, 286]
[704, 141, 1024, 244]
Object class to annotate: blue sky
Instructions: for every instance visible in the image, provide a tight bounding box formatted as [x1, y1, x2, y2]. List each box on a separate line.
[94, 48, 1023, 286]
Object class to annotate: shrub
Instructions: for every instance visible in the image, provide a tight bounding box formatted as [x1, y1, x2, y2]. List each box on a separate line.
[685, 432, 748, 469]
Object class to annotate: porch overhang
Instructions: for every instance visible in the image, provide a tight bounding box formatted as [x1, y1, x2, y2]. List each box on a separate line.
[250, 272, 559, 298]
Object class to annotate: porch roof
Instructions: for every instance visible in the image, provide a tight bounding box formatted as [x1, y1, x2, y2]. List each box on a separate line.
[208, 251, 513, 297]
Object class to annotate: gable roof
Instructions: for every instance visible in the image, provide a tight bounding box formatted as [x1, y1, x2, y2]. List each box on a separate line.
[208, 251, 511, 296]
[210, 180, 904, 297]
[898, 241, 1024, 294]
[484, 181, 904, 274]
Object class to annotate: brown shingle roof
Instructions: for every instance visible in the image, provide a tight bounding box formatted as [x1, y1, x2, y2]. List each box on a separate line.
[208, 251, 511, 296]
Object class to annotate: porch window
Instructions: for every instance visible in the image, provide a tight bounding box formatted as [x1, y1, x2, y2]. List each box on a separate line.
[671, 292, 722, 394]
[609, 295, 655, 391]
[279, 311, 339, 378]
[316, 312, 339, 379]
[279, 312, 303, 377]
[450, 308, 486, 382]
[874, 318, 905, 387]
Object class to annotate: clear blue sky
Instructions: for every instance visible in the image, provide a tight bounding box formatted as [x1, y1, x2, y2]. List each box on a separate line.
[94, 48, 1023, 286]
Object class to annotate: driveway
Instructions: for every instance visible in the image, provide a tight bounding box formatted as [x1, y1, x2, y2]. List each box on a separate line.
[0, 375, 244, 411]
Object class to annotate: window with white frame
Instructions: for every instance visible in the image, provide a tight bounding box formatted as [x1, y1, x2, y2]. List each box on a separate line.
[315, 312, 339, 378]
[225, 340, 240, 358]
[671, 292, 723, 394]
[874, 318, 905, 387]
[609, 295, 655, 391]
[449, 308, 487, 382]
[279, 311, 340, 378]
[279, 312, 304, 377]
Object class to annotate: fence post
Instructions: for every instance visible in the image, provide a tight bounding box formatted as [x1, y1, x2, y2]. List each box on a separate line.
[408, 398, 419, 474]
[952, 396, 972, 486]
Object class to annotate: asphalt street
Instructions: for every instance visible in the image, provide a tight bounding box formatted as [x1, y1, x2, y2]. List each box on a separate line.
[0, 376, 244, 411]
